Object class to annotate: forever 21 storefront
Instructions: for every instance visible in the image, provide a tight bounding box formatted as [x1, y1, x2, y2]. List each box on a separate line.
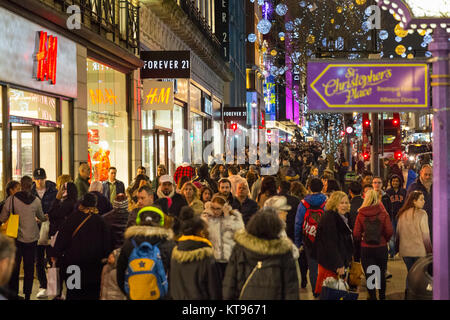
[0, 6, 77, 196]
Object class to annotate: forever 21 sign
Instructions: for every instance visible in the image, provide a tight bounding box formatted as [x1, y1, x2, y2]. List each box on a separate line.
[141, 51, 190, 79]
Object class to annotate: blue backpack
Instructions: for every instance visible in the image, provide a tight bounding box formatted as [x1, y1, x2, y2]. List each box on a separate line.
[124, 239, 168, 300]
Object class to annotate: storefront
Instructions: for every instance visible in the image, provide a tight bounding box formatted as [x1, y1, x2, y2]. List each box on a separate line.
[0, 6, 77, 195]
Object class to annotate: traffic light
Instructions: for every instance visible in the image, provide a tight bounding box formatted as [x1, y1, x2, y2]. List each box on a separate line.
[395, 151, 402, 160]
[230, 123, 237, 131]
[392, 118, 400, 126]
[363, 152, 370, 161]
[363, 119, 371, 128]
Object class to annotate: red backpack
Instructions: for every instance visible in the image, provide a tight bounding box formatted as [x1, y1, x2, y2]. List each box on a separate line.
[302, 200, 326, 248]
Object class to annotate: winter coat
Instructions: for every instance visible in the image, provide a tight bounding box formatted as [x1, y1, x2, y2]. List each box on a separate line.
[91, 191, 113, 215]
[406, 169, 417, 191]
[353, 202, 393, 248]
[187, 198, 204, 216]
[170, 235, 222, 300]
[116, 225, 176, 298]
[0, 192, 47, 243]
[53, 208, 112, 291]
[347, 195, 364, 231]
[201, 204, 245, 263]
[397, 208, 432, 257]
[386, 187, 406, 220]
[100, 248, 127, 300]
[231, 196, 259, 226]
[279, 192, 301, 243]
[294, 193, 327, 247]
[407, 178, 433, 234]
[316, 210, 354, 273]
[102, 180, 125, 202]
[155, 187, 188, 219]
[47, 198, 77, 237]
[222, 229, 300, 300]
[102, 207, 129, 249]
[74, 175, 90, 200]
[31, 180, 58, 214]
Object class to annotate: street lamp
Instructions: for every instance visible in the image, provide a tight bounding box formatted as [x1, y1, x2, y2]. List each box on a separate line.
[377, 0, 450, 301]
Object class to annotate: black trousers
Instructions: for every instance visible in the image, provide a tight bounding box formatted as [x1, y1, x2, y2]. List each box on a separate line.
[299, 249, 308, 284]
[36, 245, 48, 289]
[9, 240, 37, 299]
[361, 245, 388, 300]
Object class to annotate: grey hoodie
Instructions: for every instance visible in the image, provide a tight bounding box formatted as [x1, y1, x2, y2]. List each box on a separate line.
[0, 192, 47, 243]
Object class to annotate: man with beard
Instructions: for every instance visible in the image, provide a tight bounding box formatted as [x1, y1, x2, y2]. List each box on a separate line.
[407, 164, 433, 238]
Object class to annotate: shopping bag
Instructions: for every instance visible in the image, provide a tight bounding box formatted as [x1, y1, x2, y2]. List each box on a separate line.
[50, 231, 59, 248]
[320, 277, 359, 300]
[47, 265, 61, 297]
[5, 214, 19, 239]
[38, 221, 50, 245]
[348, 261, 364, 287]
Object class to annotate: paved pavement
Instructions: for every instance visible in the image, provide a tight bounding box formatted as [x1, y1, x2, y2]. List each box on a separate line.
[21, 256, 408, 300]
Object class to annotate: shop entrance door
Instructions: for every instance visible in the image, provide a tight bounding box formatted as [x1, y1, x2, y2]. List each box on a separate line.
[156, 130, 173, 176]
[11, 124, 59, 182]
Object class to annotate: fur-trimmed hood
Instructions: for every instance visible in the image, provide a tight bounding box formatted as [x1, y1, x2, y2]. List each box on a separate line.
[233, 229, 294, 256]
[171, 236, 214, 263]
[124, 225, 174, 240]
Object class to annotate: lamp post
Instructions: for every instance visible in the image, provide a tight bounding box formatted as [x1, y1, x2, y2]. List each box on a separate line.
[377, 0, 450, 300]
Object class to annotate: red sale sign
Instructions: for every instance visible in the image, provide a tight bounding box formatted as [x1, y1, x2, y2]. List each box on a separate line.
[36, 31, 58, 85]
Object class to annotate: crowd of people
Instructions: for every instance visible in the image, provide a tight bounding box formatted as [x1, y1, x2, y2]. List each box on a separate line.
[0, 141, 434, 300]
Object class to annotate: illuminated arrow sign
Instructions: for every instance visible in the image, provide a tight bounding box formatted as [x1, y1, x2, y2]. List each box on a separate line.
[307, 61, 428, 112]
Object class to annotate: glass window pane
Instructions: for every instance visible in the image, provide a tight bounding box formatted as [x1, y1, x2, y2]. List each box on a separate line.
[142, 134, 154, 181]
[173, 105, 184, 168]
[154, 110, 172, 129]
[9, 89, 57, 121]
[12, 130, 33, 181]
[87, 58, 128, 184]
[40, 131, 57, 183]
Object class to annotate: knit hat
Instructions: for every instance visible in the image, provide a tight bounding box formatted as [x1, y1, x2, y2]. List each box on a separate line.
[113, 193, 128, 210]
[81, 192, 97, 208]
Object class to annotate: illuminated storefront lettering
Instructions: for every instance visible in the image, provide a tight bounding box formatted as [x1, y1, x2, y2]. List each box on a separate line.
[35, 31, 58, 85]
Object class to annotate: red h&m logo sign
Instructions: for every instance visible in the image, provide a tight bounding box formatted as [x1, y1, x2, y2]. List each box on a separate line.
[35, 31, 58, 85]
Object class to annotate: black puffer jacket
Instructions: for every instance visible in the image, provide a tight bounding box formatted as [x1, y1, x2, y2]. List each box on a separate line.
[102, 207, 129, 249]
[316, 210, 354, 273]
[170, 236, 222, 300]
[116, 226, 176, 298]
[222, 229, 300, 300]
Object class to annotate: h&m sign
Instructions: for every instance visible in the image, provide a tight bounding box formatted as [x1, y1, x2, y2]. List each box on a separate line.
[142, 80, 174, 110]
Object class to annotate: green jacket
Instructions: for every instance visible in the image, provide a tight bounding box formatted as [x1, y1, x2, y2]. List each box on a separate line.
[75, 175, 90, 200]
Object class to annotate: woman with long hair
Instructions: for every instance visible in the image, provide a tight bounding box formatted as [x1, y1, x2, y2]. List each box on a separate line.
[315, 191, 354, 296]
[290, 181, 308, 201]
[180, 182, 204, 215]
[257, 176, 278, 208]
[396, 190, 432, 298]
[353, 189, 393, 300]
[126, 174, 150, 211]
[200, 186, 213, 204]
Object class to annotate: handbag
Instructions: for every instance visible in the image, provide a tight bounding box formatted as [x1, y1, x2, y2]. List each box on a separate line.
[47, 262, 61, 297]
[320, 277, 359, 300]
[348, 260, 364, 287]
[2, 196, 19, 239]
[38, 220, 50, 245]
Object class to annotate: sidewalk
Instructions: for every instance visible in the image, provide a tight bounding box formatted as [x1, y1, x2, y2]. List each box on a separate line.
[23, 257, 408, 301]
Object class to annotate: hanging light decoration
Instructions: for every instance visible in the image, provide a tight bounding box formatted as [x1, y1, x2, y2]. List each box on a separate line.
[275, 3, 288, 16]
[257, 19, 272, 35]
[248, 33, 257, 43]
[394, 23, 409, 38]
[379, 30, 389, 40]
[395, 44, 406, 56]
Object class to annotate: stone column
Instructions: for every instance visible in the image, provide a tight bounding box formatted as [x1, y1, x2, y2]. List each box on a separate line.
[73, 44, 88, 172]
[429, 26, 450, 300]
[130, 69, 142, 185]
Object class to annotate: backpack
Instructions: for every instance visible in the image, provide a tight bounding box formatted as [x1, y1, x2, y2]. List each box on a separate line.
[363, 213, 382, 245]
[302, 200, 325, 250]
[124, 239, 168, 300]
[239, 259, 283, 300]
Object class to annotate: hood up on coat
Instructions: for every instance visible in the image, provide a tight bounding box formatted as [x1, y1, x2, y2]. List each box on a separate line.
[171, 235, 214, 263]
[124, 225, 174, 240]
[233, 229, 293, 256]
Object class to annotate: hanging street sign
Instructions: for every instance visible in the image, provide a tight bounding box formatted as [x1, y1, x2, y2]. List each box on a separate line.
[307, 60, 429, 112]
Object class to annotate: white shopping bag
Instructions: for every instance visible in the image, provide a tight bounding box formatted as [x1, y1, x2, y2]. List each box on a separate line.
[47, 265, 61, 297]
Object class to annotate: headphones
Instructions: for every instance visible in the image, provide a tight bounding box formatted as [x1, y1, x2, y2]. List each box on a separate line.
[136, 206, 165, 226]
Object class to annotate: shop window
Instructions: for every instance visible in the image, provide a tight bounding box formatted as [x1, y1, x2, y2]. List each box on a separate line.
[87, 58, 128, 184]
[9, 89, 56, 121]
[190, 113, 203, 164]
[173, 105, 184, 167]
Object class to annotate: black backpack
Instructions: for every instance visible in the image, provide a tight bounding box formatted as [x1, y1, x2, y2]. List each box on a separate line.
[363, 213, 382, 245]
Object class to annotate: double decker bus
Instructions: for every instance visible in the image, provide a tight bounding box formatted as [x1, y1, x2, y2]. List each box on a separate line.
[361, 113, 402, 161]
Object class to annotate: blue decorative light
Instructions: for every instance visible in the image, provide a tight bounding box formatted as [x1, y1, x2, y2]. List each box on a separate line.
[421, 42, 428, 47]
[285, 21, 294, 31]
[335, 25, 340, 29]
[258, 0, 264, 6]
[380, 51, 384, 58]
[336, 37, 344, 50]
[365, 6, 373, 16]
[299, 1, 306, 8]
[322, 38, 328, 46]
[276, 3, 288, 16]
[367, 35, 372, 41]
[425, 51, 432, 57]
[294, 18, 302, 26]
[408, 46, 412, 50]
[423, 34, 433, 44]
[401, 53, 406, 58]
[257, 19, 272, 35]
[248, 33, 257, 43]
[389, 55, 394, 58]
[395, 36, 402, 42]
[362, 21, 371, 32]
[379, 30, 389, 40]
[306, 49, 312, 56]
[278, 32, 285, 39]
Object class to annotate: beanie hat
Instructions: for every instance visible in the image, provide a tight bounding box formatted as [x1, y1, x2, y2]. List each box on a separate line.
[81, 193, 97, 208]
[113, 193, 128, 210]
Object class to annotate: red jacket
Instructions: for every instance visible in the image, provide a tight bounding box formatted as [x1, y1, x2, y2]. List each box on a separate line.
[353, 202, 393, 248]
